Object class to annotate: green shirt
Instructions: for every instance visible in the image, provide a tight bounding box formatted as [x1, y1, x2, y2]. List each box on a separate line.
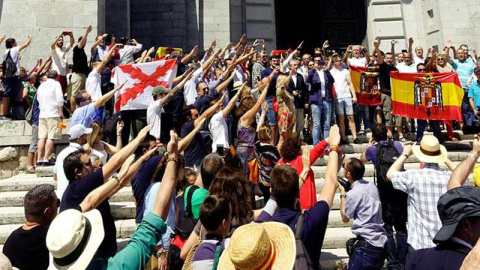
[87, 212, 166, 269]
[184, 186, 209, 220]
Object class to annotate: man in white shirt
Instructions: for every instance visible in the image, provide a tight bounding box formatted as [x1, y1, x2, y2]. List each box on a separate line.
[209, 89, 241, 153]
[86, 44, 119, 101]
[36, 71, 64, 166]
[51, 31, 74, 93]
[147, 72, 192, 142]
[118, 37, 143, 65]
[184, 66, 204, 105]
[54, 124, 92, 199]
[344, 45, 370, 67]
[1, 35, 32, 120]
[408, 37, 425, 64]
[396, 53, 417, 73]
[331, 54, 360, 144]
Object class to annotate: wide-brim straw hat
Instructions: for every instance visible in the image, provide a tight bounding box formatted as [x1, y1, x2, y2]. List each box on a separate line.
[412, 135, 448, 163]
[218, 222, 295, 270]
[46, 209, 104, 270]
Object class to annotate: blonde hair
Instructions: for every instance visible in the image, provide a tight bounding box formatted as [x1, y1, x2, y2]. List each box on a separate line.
[276, 75, 289, 89]
[258, 126, 271, 142]
[85, 121, 103, 152]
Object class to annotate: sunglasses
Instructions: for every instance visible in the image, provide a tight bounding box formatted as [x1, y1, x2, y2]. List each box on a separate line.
[418, 69, 426, 72]
[437, 58, 445, 60]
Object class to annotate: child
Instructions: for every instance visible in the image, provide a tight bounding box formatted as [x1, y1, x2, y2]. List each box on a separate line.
[190, 195, 231, 270]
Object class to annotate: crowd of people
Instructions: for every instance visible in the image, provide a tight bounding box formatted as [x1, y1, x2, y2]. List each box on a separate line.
[0, 25, 480, 270]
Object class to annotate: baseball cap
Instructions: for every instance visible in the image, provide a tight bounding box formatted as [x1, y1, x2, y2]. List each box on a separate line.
[68, 124, 93, 140]
[433, 186, 480, 243]
[152, 85, 169, 96]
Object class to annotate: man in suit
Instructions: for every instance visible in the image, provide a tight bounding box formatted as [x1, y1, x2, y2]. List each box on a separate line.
[405, 186, 480, 270]
[287, 59, 308, 139]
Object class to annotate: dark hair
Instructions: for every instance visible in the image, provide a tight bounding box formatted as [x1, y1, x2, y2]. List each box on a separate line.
[182, 105, 197, 124]
[24, 184, 56, 222]
[268, 55, 280, 61]
[209, 167, 252, 222]
[119, 37, 129, 45]
[47, 70, 58, 79]
[5, 38, 15, 49]
[345, 158, 365, 181]
[417, 63, 426, 70]
[63, 150, 86, 181]
[199, 195, 231, 232]
[280, 138, 303, 161]
[195, 80, 207, 91]
[385, 52, 392, 57]
[271, 165, 299, 209]
[75, 90, 87, 106]
[371, 123, 387, 142]
[77, 36, 83, 43]
[201, 153, 224, 189]
[134, 134, 156, 158]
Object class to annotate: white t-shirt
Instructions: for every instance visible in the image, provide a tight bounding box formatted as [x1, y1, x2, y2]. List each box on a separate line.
[184, 67, 203, 105]
[37, 79, 64, 118]
[209, 111, 229, 153]
[330, 68, 352, 99]
[147, 101, 163, 139]
[348, 57, 367, 67]
[51, 44, 72, 76]
[413, 56, 425, 65]
[118, 44, 143, 65]
[2, 47, 20, 76]
[86, 70, 102, 101]
[396, 62, 417, 73]
[54, 143, 82, 199]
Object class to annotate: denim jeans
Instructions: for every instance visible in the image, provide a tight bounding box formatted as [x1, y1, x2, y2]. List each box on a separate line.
[462, 89, 475, 126]
[354, 104, 371, 131]
[416, 120, 441, 142]
[348, 242, 386, 270]
[384, 224, 408, 270]
[311, 101, 332, 145]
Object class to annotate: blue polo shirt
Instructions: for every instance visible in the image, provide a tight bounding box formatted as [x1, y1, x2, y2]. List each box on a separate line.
[468, 80, 480, 107]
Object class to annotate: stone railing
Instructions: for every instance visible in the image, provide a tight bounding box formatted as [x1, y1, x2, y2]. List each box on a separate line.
[0, 119, 72, 179]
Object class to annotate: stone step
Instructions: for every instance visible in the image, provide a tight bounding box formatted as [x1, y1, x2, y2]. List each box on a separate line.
[0, 175, 56, 192]
[0, 186, 134, 207]
[343, 130, 473, 143]
[322, 227, 355, 249]
[0, 201, 136, 225]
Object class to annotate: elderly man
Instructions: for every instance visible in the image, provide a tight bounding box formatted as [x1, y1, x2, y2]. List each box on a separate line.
[408, 37, 425, 64]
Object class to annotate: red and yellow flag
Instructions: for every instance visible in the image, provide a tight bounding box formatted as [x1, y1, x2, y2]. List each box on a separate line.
[391, 72, 464, 121]
[349, 65, 382, 106]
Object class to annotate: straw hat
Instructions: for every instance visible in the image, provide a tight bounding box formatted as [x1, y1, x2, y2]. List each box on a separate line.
[0, 253, 18, 270]
[46, 209, 104, 270]
[217, 222, 295, 270]
[412, 135, 447, 163]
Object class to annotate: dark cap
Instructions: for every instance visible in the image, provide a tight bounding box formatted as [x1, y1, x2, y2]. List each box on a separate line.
[433, 186, 480, 243]
[474, 66, 480, 73]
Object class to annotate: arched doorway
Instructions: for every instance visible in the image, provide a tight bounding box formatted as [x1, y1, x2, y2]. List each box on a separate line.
[274, 0, 367, 53]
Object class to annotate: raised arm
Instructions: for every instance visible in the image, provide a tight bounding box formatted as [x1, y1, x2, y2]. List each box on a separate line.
[68, 32, 74, 48]
[448, 138, 480, 190]
[374, 41, 384, 65]
[234, 34, 247, 51]
[195, 93, 226, 126]
[181, 45, 198, 65]
[103, 122, 124, 154]
[160, 69, 194, 107]
[362, 46, 371, 65]
[426, 52, 437, 72]
[215, 71, 235, 94]
[95, 44, 120, 73]
[387, 144, 411, 180]
[256, 102, 267, 132]
[178, 118, 206, 153]
[222, 82, 244, 117]
[19, 34, 32, 51]
[344, 45, 352, 66]
[318, 125, 341, 208]
[91, 34, 107, 50]
[51, 32, 64, 50]
[78, 25, 93, 49]
[241, 71, 273, 124]
[101, 125, 152, 181]
[408, 37, 414, 56]
[94, 81, 126, 108]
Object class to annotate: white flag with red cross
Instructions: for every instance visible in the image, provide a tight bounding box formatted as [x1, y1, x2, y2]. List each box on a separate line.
[112, 59, 178, 112]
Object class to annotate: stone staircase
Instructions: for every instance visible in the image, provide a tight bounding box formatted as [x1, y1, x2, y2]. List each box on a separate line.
[0, 131, 474, 269]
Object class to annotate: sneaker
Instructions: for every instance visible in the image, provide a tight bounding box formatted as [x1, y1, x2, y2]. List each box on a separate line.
[399, 137, 406, 143]
[353, 138, 361, 144]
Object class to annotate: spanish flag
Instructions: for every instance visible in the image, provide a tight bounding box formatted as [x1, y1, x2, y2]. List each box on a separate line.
[391, 72, 464, 121]
[349, 65, 382, 106]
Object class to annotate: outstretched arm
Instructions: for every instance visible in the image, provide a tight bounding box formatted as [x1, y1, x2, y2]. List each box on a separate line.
[181, 45, 198, 65]
[318, 125, 341, 208]
[178, 118, 206, 153]
[448, 138, 480, 190]
[215, 71, 235, 94]
[19, 34, 32, 51]
[344, 45, 352, 66]
[159, 69, 194, 107]
[222, 82, 244, 118]
[241, 70, 274, 123]
[78, 26, 93, 49]
[94, 81, 126, 108]
[51, 32, 64, 50]
[408, 37, 414, 56]
[195, 93, 226, 126]
[95, 44, 120, 73]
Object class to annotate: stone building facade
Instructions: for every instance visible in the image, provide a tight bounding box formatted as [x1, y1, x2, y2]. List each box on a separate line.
[0, 0, 479, 68]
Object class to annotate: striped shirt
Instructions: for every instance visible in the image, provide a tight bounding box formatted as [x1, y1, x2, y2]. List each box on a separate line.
[192, 236, 229, 270]
[453, 59, 475, 89]
[391, 163, 451, 250]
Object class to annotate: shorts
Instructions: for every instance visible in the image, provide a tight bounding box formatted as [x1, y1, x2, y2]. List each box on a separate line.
[266, 95, 278, 125]
[335, 97, 354, 116]
[71, 72, 86, 97]
[3, 76, 19, 98]
[56, 75, 68, 94]
[382, 94, 402, 127]
[38, 118, 61, 140]
[28, 125, 39, 153]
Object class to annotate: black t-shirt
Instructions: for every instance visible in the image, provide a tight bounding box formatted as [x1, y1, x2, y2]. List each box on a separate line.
[72, 45, 89, 75]
[130, 154, 163, 223]
[181, 121, 208, 168]
[3, 225, 49, 270]
[59, 169, 117, 258]
[379, 62, 398, 95]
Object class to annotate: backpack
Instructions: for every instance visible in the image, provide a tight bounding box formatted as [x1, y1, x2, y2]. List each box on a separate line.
[168, 185, 200, 270]
[3, 50, 17, 78]
[293, 214, 315, 270]
[374, 140, 400, 191]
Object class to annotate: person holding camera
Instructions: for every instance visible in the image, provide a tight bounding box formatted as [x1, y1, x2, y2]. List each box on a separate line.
[51, 30, 74, 93]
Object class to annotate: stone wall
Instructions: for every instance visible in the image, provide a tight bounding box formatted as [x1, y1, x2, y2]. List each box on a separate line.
[0, 0, 103, 68]
[0, 120, 71, 179]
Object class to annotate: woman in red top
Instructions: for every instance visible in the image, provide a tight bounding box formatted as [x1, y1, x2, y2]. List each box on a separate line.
[276, 131, 332, 210]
